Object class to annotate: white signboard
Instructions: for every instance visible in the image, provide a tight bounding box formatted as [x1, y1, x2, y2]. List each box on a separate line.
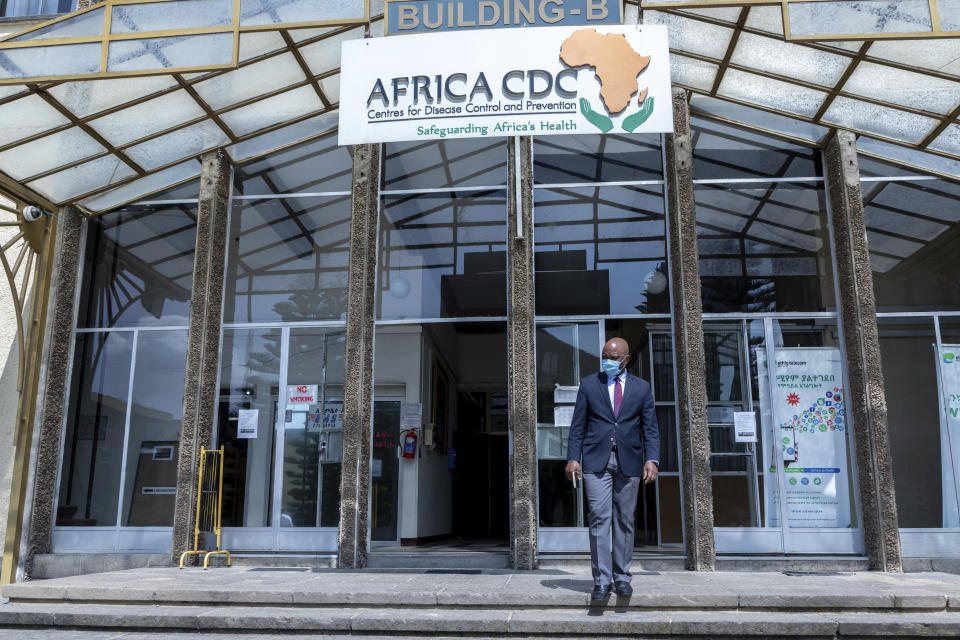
[734, 411, 757, 443]
[758, 348, 851, 528]
[339, 25, 672, 144]
[401, 402, 423, 430]
[237, 409, 259, 439]
[287, 384, 318, 404]
[938, 345, 960, 527]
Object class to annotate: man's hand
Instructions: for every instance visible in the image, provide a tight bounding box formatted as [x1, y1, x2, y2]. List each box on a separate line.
[642, 461, 658, 485]
[565, 460, 581, 482]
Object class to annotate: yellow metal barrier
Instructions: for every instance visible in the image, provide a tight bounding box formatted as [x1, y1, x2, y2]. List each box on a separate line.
[179, 446, 231, 570]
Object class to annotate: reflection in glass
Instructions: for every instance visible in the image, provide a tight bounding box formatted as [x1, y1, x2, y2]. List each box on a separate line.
[77, 203, 197, 328]
[379, 191, 507, 320]
[384, 139, 507, 190]
[533, 134, 662, 184]
[122, 331, 188, 526]
[57, 332, 132, 527]
[234, 133, 351, 195]
[224, 196, 350, 323]
[695, 182, 835, 313]
[692, 118, 821, 180]
[534, 185, 669, 315]
[371, 401, 401, 541]
[216, 329, 281, 528]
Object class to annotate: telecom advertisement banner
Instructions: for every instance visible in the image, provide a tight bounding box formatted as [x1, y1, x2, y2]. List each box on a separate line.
[939, 345, 960, 527]
[758, 347, 852, 529]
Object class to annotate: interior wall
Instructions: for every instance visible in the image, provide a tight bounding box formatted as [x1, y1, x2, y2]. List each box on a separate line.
[0, 225, 21, 564]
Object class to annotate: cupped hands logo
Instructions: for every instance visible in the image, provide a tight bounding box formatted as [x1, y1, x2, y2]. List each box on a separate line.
[559, 28, 655, 133]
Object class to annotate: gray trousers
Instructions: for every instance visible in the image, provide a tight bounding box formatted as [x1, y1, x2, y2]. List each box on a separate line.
[582, 450, 641, 586]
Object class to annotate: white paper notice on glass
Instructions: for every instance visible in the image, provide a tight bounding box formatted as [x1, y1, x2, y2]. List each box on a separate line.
[400, 402, 422, 430]
[237, 409, 258, 439]
[734, 411, 757, 443]
[553, 405, 574, 427]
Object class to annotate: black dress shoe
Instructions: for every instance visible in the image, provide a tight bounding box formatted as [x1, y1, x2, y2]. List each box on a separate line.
[590, 583, 612, 600]
[613, 580, 633, 596]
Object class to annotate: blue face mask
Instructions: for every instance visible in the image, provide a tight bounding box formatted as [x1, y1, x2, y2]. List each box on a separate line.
[601, 359, 622, 377]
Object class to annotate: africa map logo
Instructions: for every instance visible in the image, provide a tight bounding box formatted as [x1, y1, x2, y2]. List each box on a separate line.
[559, 29, 655, 133]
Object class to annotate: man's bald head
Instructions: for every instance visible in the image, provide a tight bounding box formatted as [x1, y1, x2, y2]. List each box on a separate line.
[603, 338, 629, 360]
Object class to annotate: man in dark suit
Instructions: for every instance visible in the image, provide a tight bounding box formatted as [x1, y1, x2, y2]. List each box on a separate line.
[565, 337, 660, 601]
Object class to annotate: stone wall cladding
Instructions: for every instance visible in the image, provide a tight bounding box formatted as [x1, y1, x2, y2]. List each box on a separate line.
[665, 89, 715, 571]
[507, 136, 538, 571]
[824, 131, 902, 572]
[338, 143, 380, 569]
[171, 151, 231, 565]
[24, 209, 83, 579]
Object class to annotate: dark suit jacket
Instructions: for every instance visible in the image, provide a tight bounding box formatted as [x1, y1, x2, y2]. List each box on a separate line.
[565, 372, 660, 478]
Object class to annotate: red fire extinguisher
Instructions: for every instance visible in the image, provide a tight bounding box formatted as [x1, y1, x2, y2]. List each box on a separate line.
[401, 429, 418, 459]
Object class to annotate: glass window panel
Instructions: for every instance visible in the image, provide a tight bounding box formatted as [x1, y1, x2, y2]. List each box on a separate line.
[107, 32, 234, 73]
[864, 178, 960, 311]
[0, 42, 100, 81]
[787, 0, 932, 36]
[27, 154, 137, 203]
[88, 90, 205, 147]
[79, 160, 202, 213]
[670, 54, 718, 92]
[224, 196, 350, 323]
[823, 96, 939, 145]
[0, 86, 26, 100]
[125, 120, 229, 171]
[843, 62, 960, 115]
[858, 155, 929, 179]
[77, 203, 197, 328]
[745, 5, 784, 35]
[0, 127, 104, 180]
[240, 0, 365, 25]
[675, 6, 742, 22]
[534, 185, 669, 315]
[234, 133, 350, 195]
[238, 30, 287, 61]
[48, 76, 178, 119]
[10, 6, 104, 40]
[383, 139, 507, 190]
[216, 328, 281, 528]
[868, 39, 960, 76]
[690, 95, 828, 144]
[643, 10, 733, 59]
[695, 183, 836, 313]
[194, 53, 307, 111]
[219, 85, 323, 137]
[3, 0, 72, 16]
[718, 68, 827, 118]
[226, 110, 338, 164]
[533, 134, 662, 184]
[288, 26, 337, 42]
[121, 330, 188, 526]
[928, 124, 960, 157]
[319, 74, 339, 103]
[111, 0, 232, 33]
[297, 27, 364, 75]
[940, 0, 960, 30]
[691, 117, 822, 179]
[730, 32, 850, 86]
[858, 136, 960, 178]
[878, 317, 945, 527]
[57, 332, 132, 527]
[379, 190, 507, 320]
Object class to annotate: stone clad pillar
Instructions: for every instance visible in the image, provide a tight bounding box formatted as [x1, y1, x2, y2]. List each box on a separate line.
[337, 143, 380, 569]
[824, 131, 902, 572]
[665, 89, 715, 571]
[171, 151, 231, 564]
[506, 136, 538, 570]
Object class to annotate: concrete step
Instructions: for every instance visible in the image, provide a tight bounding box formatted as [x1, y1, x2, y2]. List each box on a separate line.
[366, 551, 510, 569]
[1, 601, 960, 637]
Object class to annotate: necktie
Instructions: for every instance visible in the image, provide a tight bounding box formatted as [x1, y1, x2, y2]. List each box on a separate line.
[614, 376, 622, 417]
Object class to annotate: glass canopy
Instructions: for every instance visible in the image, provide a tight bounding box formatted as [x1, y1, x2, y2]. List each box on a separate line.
[0, 0, 955, 214]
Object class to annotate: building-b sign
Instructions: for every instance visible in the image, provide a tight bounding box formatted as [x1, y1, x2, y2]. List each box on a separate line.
[386, 0, 622, 34]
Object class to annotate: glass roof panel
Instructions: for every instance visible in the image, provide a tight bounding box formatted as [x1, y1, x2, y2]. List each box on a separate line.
[787, 0, 932, 37]
[219, 84, 323, 137]
[691, 117, 821, 180]
[125, 119, 230, 170]
[624, 2, 638, 24]
[670, 54, 718, 92]
[0, 42, 101, 81]
[9, 6, 105, 41]
[938, 0, 960, 30]
[821, 96, 938, 144]
[718, 68, 827, 117]
[238, 30, 287, 60]
[927, 123, 960, 156]
[0, 127, 105, 180]
[0, 94, 70, 146]
[816, 40, 865, 53]
[48, 76, 179, 118]
[867, 40, 960, 76]
[859, 155, 929, 178]
[88, 89, 206, 146]
[675, 6, 742, 22]
[730, 32, 850, 86]
[234, 132, 350, 194]
[225, 109, 337, 163]
[643, 11, 733, 59]
[106, 32, 235, 73]
[370, 18, 384, 37]
[239, 0, 366, 26]
[26, 154, 137, 203]
[110, 0, 233, 33]
[298, 26, 364, 76]
[79, 160, 202, 213]
[0, 86, 25, 100]
[690, 95, 828, 143]
[288, 26, 337, 42]
[141, 179, 201, 201]
[194, 52, 306, 110]
[320, 74, 340, 103]
[843, 61, 960, 114]
[858, 135, 960, 176]
[744, 5, 783, 35]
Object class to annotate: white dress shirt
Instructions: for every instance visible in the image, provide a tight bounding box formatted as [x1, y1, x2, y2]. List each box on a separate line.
[607, 371, 658, 466]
